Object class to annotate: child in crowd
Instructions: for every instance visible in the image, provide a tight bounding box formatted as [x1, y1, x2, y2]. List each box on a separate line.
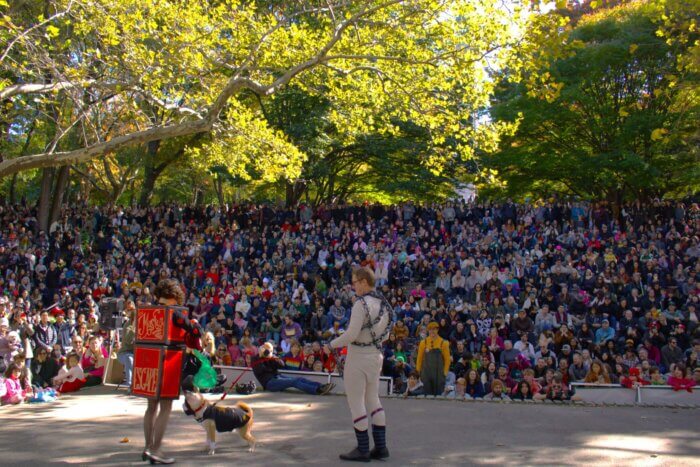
[404, 371, 424, 397]
[53, 353, 86, 393]
[620, 367, 650, 389]
[649, 367, 666, 385]
[2, 363, 30, 405]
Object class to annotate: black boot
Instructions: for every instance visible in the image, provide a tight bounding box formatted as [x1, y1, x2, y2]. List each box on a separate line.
[339, 448, 370, 463]
[370, 424, 389, 459]
[339, 429, 370, 462]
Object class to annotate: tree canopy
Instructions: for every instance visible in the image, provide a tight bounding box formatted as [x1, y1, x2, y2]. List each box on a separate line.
[1, 0, 536, 185]
[1, 0, 697, 210]
[482, 0, 699, 202]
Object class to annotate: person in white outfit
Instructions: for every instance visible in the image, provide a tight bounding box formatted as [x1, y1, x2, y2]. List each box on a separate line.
[330, 267, 392, 462]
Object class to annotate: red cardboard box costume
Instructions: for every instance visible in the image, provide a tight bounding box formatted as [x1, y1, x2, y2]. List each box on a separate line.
[132, 306, 202, 400]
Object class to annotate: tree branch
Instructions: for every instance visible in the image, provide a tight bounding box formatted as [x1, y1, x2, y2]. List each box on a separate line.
[0, 0, 407, 179]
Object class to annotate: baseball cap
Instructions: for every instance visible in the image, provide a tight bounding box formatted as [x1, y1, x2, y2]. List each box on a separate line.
[562, 344, 571, 351]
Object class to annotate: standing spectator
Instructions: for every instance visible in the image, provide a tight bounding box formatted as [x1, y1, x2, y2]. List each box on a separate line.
[33, 311, 57, 353]
[117, 302, 136, 389]
[416, 322, 451, 396]
[54, 312, 74, 353]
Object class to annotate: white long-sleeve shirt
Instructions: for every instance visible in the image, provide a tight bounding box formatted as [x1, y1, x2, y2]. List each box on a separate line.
[331, 294, 389, 351]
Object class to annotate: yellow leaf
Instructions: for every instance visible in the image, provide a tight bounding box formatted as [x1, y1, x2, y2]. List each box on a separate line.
[556, 0, 567, 9]
[590, 0, 599, 8]
[629, 43, 638, 54]
[651, 128, 668, 141]
[46, 24, 60, 39]
[619, 109, 629, 117]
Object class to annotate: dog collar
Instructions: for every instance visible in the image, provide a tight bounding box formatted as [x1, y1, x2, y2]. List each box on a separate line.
[192, 399, 207, 415]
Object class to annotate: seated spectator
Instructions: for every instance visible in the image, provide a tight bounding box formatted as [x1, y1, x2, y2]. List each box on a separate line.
[484, 379, 511, 401]
[2, 363, 30, 405]
[594, 319, 615, 347]
[537, 372, 580, 401]
[584, 360, 611, 384]
[513, 334, 536, 363]
[512, 380, 534, 401]
[464, 369, 486, 399]
[30, 347, 59, 389]
[666, 364, 695, 392]
[620, 367, 650, 389]
[213, 344, 232, 366]
[53, 353, 86, 393]
[649, 367, 666, 385]
[661, 338, 684, 371]
[499, 340, 520, 367]
[391, 320, 409, 343]
[281, 316, 302, 352]
[251, 343, 333, 395]
[404, 371, 424, 397]
[80, 336, 107, 386]
[282, 341, 304, 371]
[568, 353, 588, 382]
[517, 368, 541, 395]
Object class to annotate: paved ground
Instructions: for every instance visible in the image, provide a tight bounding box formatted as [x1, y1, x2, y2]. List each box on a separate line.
[1, 386, 699, 466]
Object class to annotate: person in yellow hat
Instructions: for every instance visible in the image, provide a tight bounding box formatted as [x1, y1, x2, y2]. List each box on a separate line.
[416, 321, 451, 396]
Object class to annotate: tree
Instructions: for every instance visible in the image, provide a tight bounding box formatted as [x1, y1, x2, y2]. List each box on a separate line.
[483, 1, 699, 204]
[1, 0, 538, 191]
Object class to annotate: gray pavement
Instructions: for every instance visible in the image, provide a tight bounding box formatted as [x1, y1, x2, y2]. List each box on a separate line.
[1, 386, 699, 466]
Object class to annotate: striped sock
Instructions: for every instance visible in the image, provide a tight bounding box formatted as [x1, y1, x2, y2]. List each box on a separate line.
[354, 428, 370, 454]
[372, 424, 386, 450]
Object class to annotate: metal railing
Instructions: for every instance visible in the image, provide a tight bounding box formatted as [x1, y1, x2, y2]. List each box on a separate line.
[571, 383, 699, 405]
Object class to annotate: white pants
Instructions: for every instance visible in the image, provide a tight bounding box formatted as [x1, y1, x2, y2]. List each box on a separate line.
[343, 347, 385, 431]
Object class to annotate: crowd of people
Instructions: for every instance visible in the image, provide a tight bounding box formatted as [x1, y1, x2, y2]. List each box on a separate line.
[0, 198, 699, 405]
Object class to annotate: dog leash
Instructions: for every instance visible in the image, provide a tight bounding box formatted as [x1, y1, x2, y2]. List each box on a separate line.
[218, 368, 251, 402]
[217, 356, 283, 402]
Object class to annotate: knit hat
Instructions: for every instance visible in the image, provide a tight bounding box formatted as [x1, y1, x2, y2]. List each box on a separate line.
[427, 321, 439, 330]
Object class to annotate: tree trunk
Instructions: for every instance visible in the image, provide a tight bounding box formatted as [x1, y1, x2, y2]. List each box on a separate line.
[193, 188, 203, 206]
[49, 166, 70, 227]
[215, 174, 225, 207]
[8, 173, 18, 205]
[139, 140, 161, 206]
[285, 180, 306, 208]
[37, 168, 55, 232]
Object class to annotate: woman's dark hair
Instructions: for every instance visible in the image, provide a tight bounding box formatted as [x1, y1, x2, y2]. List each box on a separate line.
[153, 279, 185, 305]
[517, 380, 532, 395]
[4, 362, 21, 378]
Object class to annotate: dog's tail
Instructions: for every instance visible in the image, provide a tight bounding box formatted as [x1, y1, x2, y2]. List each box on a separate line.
[237, 401, 253, 415]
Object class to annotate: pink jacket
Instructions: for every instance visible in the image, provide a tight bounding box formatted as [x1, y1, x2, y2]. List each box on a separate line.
[2, 376, 25, 405]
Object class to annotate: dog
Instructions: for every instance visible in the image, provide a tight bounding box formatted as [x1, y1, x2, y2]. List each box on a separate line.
[183, 388, 256, 455]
